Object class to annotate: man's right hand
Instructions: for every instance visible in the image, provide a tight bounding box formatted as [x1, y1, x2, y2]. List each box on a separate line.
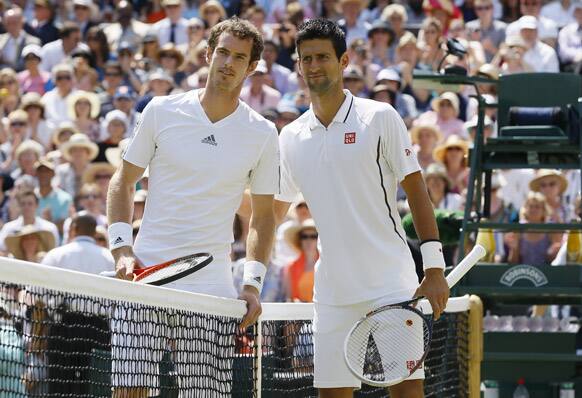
[112, 247, 144, 281]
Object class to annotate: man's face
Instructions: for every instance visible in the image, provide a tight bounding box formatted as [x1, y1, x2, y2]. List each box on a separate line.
[105, 68, 123, 89]
[341, 1, 361, 21]
[4, 11, 23, 36]
[164, 4, 182, 20]
[74, 4, 90, 21]
[521, 0, 541, 15]
[37, 167, 54, 186]
[474, 1, 493, 19]
[298, 39, 347, 95]
[114, 97, 134, 113]
[520, 28, 537, 46]
[261, 43, 277, 65]
[55, 71, 74, 92]
[18, 196, 37, 218]
[206, 32, 257, 92]
[64, 30, 82, 48]
[69, 146, 90, 164]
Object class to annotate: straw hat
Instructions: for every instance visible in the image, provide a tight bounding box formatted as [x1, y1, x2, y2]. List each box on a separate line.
[476, 63, 499, 80]
[20, 92, 44, 117]
[410, 125, 443, 145]
[433, 135, 469, 163]
[431, 92, 460, 117]
[529, 169, 568, 195]
[105, 138, 131, 168]
[35, 158, 55, 173]
[284, 218, 317, 253]
[5, 225, 55, 261]
[67, 90, 100, 119]
[82, 162, 116, 185]
[52, 121, 81, 147]
[199, 0, 227, 19]
[423, 162, 452, 189]
[157, 43, 184, 67]
[60, 133, 99, 162]
[15, 140, 44, 160]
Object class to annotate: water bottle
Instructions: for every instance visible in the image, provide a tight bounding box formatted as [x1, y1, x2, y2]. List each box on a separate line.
[476, 227, 495, 262]
[566, 230, 581, 263]
[481, 380, 499, 398]
[559, 382, 575, 398]
[513, 378, 530, 398]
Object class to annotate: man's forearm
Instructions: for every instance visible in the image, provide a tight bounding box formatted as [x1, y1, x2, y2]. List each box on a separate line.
[107, 172, 136, 226]
[402, 173, 439, 242]
[245, 213, 276, 266]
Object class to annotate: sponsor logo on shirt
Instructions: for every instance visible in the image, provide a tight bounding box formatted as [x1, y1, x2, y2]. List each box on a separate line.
[201, 134, 218, 146]
[406, 360, 423, 371]
[344, 132, 356, 144]
[405, 148, 412, 156]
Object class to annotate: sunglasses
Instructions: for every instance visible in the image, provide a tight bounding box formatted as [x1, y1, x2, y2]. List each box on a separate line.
[300, 233, 318, 240]
[539, 181, 558, 188]
[56, 75, 72, 81]
[95, 174, 112, 180]
[82, 194, 100, 200]
[475, 5, 492, 10]
[106, 72, 122, 77]
[10, 121, 26, 127]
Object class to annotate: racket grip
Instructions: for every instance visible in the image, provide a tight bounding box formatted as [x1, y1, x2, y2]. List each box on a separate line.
[100, 271, 117, 278]
[445, 244, 486, 288]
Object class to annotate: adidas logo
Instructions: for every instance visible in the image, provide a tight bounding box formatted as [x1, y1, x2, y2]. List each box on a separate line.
[201, 135, 217, 146]
[114, 237, 124, 244]
[253, 276, 262, 283]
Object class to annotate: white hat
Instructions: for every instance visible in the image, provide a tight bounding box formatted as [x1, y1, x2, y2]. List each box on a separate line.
[519, 15, 538, 30]
[105, 110, 129, 131]
[464, 115, 494, 131]
[22, 44, 42, 59]
[254, 59, 268, 74]
[60, 133, 99, 162]
[73, 0, 93, 6]
[376, 68, 401, 83]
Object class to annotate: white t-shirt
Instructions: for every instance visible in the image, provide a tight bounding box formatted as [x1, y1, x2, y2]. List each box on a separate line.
[123, 90, 279, 288]
[42, 236, 114, 275]
[277, 90, 420, 305]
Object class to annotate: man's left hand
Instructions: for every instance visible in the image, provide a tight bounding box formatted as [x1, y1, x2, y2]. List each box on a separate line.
[413, 268, 449, 320]
[239, 285, 262, 332]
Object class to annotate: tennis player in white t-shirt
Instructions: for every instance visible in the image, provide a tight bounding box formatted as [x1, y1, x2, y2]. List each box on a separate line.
[274, 19, 449, 398]
[107, 18, 278, 397]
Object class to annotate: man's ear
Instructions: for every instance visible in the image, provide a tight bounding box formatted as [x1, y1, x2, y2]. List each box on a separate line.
[206, 47, 213, 65]
[247, 60, 259, 77]
[339, 52, 350, 71]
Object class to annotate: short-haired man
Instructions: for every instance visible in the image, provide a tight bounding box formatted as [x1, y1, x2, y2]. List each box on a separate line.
[40, 21, 84, 73]
[0, 7, 41, 71]
[466, 0, 507, 61]
[107, 17, 279, 397]
[274, 19, 449, 398]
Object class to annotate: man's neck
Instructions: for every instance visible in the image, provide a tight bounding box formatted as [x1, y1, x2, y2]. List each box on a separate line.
[58, 88, 71, 98]
[72, 162, 87, 173]
[22, 214, 35, 224]
[199, 86, 241, 123]
[39, 185, 52, 197]
[9, 30, 21, 40]
[561, 0, 570, 8]
[479, 16, 493, 28]
[311, 85, 346, 128]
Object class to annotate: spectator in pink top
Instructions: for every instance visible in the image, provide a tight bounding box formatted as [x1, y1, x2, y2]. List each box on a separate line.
[17, 44, 49, 95]
[240, 60, 281, 113]
[414, 91, 466, 139]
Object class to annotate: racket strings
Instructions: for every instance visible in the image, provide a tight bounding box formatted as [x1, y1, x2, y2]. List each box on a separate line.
[136, 258, 200, 284]
[346, 307, 430, 385]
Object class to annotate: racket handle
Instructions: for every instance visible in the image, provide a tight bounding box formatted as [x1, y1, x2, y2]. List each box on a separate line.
[100, 271, 117, 278]
[445, 244, 486, 288]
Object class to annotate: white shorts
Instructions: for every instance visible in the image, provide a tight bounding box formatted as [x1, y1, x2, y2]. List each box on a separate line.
[313, 295, 425, 389]
[111, 282, 237, 395]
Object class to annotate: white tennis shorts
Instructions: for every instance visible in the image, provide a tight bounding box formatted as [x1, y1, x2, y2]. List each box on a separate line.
[313, 295, 425, 389]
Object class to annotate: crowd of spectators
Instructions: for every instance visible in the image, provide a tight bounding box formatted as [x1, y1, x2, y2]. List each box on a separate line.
[0, 0, 579, 305]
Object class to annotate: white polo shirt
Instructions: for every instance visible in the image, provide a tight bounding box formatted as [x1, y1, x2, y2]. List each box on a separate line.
[277, 90, 420, 306]
[123, 90, 279, 288]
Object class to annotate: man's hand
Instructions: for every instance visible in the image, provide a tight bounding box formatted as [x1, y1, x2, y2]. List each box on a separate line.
[112, 247, 143, 281]
[413, 268, 449, 320]
[239, 285, 262, 332]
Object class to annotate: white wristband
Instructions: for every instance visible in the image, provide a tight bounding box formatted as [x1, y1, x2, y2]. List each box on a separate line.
[108, 222, 133, 250]
[420, 240, 446, 271]
[242, 261, 267, 294]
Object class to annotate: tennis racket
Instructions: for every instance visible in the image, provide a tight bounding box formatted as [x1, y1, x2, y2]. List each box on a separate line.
[343, 244, 486, 387]
[102, 253, 213, 286]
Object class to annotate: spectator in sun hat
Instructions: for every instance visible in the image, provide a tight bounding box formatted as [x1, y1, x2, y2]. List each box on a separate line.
[103, 0, 149, 53]
[5, 224, 55, 262]
[375, 67, 418, 126]
[337, 0, 372, 46]
[11, 140, 45, 180]
[41, 63, 77, 127]
[529, 169, 570, 222]
[410, 124, 442, 169]
[156, 43, 187, 88]
[516, 16, 559, 73]
[415, 92, 466, 139]
[54, 133, 98, 197]
[35, 158, 73, 232]
[51, 121, 79, 152]
[0, 7, 41, 72]
[20, 92, 52, 151]
[199, 0, 227, 30]
[369, 84, 396, 106]
[0, 110, 31, 171]
[433, 135, 470, 194]
[283, 218, 319, 302]
[112, 86, 138, 134]
[17, 44, 49, 95]
[423, 162, 463, 211]
[367, 19, 395, 68]
[82, 162, 116, 204]
[67, 90, 101, 142]
[343, 64, 367, 97]
[96, 110, 129, 162]
[152, 0, 189, 47]
[240, 60, 281, 114]
[506, 0, 559, 47]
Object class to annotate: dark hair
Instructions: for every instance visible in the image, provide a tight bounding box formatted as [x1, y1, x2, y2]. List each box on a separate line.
[207, 17, 264, 64]
[71, 214, 97, 237]
[60, 21, 81, 38]
[296, 18, 347, 60]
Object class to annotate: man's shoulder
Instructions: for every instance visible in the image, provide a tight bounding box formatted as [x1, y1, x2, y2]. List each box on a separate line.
[280, 112, 311, 139]
[237, 101, 278, 136]
[353, 95, 396, 121]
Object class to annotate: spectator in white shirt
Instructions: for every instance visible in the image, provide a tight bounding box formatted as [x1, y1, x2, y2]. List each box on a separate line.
[506, 0, 559, 47]
[541, 0, 576, 27]
[42, 213, 114, 275]
[261, 40, 292, 94]
[558, 1, 582, 69]
[0, 190, 59, 252]
[518, 16, 560, 72]
[5, 224, 55, 262]
[40, 22, 85, 73]
[152, 0, 189, 48]
[240, 60, 281, 113]
[41, 63, 76, 127]
[0, 7, 41, 72]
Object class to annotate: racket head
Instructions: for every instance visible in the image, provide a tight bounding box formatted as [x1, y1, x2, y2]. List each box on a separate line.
[133, 253, 213, 286]
[343, 303, 432, 387]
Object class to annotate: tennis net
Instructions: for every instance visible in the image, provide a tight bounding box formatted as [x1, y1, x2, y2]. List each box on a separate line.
[0, 258, 480, 397]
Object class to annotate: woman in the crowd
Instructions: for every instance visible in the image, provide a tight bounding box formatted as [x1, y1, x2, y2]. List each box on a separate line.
[156, 44, 188, 89]
[11, 140, 44, 180]
[20, 93, 52, 151]
[1, 110, 31, 172]
[96, 110, 129, 162]
[17, 44, 50, 96]
[504, 192, 563, 265]
[5, 225, 55, 262]
[417, 17, 446, 71]
[85, 27, 110, 78]
[368, 20, 395, 68]
[410, 124, 442, 170]
[423, 163, 464, 210]
[67, 91, 101, 142]
[529, 170, 570, 223]
[71, 48, 99, 92]
[81, 162, 116, 206]
[199, 0, 227, 30]
[283, 219, 319, 303]
[415, 92, 465, 138]
[433, 135, 470, 194]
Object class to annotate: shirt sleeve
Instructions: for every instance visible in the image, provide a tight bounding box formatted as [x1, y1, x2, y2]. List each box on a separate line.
[249, 125, 280, 195]
[380, 105, 421, 182]
[275, 126, 300, 203]
[123, 98, 158, 169]
[40, 250, 57, 267]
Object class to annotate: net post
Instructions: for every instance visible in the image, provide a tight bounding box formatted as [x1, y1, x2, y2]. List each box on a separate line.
[468, 295, 484, 398]
[256, 317, 263, 398]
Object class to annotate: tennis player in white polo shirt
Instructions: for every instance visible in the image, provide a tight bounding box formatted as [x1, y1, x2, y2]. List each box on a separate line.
[107, 18, 278, 397]
[274, 19, 449, 398]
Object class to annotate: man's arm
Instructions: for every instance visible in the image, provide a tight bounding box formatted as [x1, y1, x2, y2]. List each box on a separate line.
[274, 199, 292, 225]
[400, 171, 449, 319]
[106, 160, 145, 279]
[239, 194, 277, 330]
